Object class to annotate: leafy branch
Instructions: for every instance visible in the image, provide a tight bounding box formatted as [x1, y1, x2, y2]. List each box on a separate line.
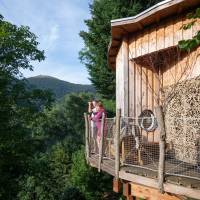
[178, 7, 200, 52]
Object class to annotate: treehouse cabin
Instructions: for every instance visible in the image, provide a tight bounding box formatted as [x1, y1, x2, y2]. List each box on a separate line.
[85, 0, 200, 199]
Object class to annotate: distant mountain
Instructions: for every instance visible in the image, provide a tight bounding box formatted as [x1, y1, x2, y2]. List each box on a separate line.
[27, 75, 95, 99]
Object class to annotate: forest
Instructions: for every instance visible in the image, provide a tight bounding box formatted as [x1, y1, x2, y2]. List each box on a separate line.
[0, 0, 164, 199]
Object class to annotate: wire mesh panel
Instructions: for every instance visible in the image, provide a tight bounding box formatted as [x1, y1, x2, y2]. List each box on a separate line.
[103, 118, 116, 161]
[88, 117, 116, 159]
[88, 117, 98, 156]
[165, 117, 200, 180]
[120, 117, 159, 173]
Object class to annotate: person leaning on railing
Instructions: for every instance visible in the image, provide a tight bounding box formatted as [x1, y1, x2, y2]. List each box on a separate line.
[90, 101, 107, 152]
[88, 100, 98, 152]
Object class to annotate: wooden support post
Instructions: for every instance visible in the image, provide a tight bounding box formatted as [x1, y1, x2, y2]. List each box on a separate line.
[87, 115, 91, 145]
[115, 109, 121, 179]
[84, 113, 90, 163]
[155, 106, 166, 193]
[123, 182, 133, 200]
[98, 113, 105, 172]
[113, 178, 121, 193]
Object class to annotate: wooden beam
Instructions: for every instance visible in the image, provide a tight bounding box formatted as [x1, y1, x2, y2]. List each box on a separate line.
[122, 37, 129, 117]
[131, 183, 182, 200]
[137, 22, 143, 30]
[113, 38, 122, 42]
[115, 109, 121, 179]
[123, 183, 134, 200]
[119, 171, 200, 199]
[98, 113, 105, 172]
[113, 178, 121, 193]
[84, 113, 90, 163]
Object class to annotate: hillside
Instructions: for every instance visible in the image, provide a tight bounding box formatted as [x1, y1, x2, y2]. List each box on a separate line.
[27, 75, 95, 99]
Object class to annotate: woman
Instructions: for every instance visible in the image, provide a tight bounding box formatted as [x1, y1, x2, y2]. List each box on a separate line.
[88, 100, 98, 152]
[91, 101, 107, 150]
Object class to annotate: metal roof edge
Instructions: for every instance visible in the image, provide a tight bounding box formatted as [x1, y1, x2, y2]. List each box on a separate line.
[110, 0, 179, 25]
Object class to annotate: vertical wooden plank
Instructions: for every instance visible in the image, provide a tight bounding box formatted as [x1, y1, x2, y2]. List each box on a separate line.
[135, 33, 142, 117]
[147, 68, 154, 142]
[98, 113, 105, 172]
[141, 28, 149, 111]
[122, 37, 129, 117]
[129, 36, 136, 117]
[129, 35, 136, 59]
[164, 19, 174, 48]
[135, 64, 142, 117]
[136, 32, 142, 57]
[129, 60, 135, 117]
[141, 30, 148, 112]
[141, 30, 149, 143]
[173, 16, 183, 83]
[121, 140, 125, 165]
[153, 70, 160, 142]
[115, 109, 121, 179]
[149, 25, 157, 53]
[174, 15, 183, 45]
[156, 22, 165, 51]
[84, 113, 89, 163]
[116, 45, 124, 115]
[141, 29, 149, 55]
[147, 24, 154, 141]
[163, 19, 175, 87]
[141, 66, 147, 111]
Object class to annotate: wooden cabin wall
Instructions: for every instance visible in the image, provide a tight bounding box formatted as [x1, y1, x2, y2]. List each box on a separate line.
[128, 31, 160, 115]
[128, 13, 200, 112]
[126, 13, 200, 154]
[116, 38, 129, 117]
[116, 10, 200, 143]
[129, 14, 200, 89]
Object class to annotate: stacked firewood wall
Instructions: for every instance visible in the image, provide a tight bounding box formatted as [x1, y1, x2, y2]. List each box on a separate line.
[164, 76, 200, 164]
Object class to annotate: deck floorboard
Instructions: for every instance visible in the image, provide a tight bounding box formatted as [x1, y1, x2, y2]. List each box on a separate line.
[88, 154, 200, 189]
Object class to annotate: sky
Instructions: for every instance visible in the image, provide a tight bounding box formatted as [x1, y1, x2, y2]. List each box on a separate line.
[0, 0, 92, 84]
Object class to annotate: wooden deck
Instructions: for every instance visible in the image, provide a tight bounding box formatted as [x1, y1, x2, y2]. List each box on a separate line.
[88, 154, 115, 176]
[88, 154, 200, 199]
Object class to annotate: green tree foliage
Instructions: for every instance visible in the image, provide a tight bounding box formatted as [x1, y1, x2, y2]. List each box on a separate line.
[1, 1, 166, 198]
[61, 187, 86, 200]
[70, 148, 114, 200]
[18, 93, 116, 200]
[79, 0, 162, 99]
[0, 15, 53, 199]
[0, 15, 44, 75]
[179, 8, 200, 52]
[18, 143, 69, 200]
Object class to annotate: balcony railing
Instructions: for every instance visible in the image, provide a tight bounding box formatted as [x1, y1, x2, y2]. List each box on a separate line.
[84, 107, 200, 193]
